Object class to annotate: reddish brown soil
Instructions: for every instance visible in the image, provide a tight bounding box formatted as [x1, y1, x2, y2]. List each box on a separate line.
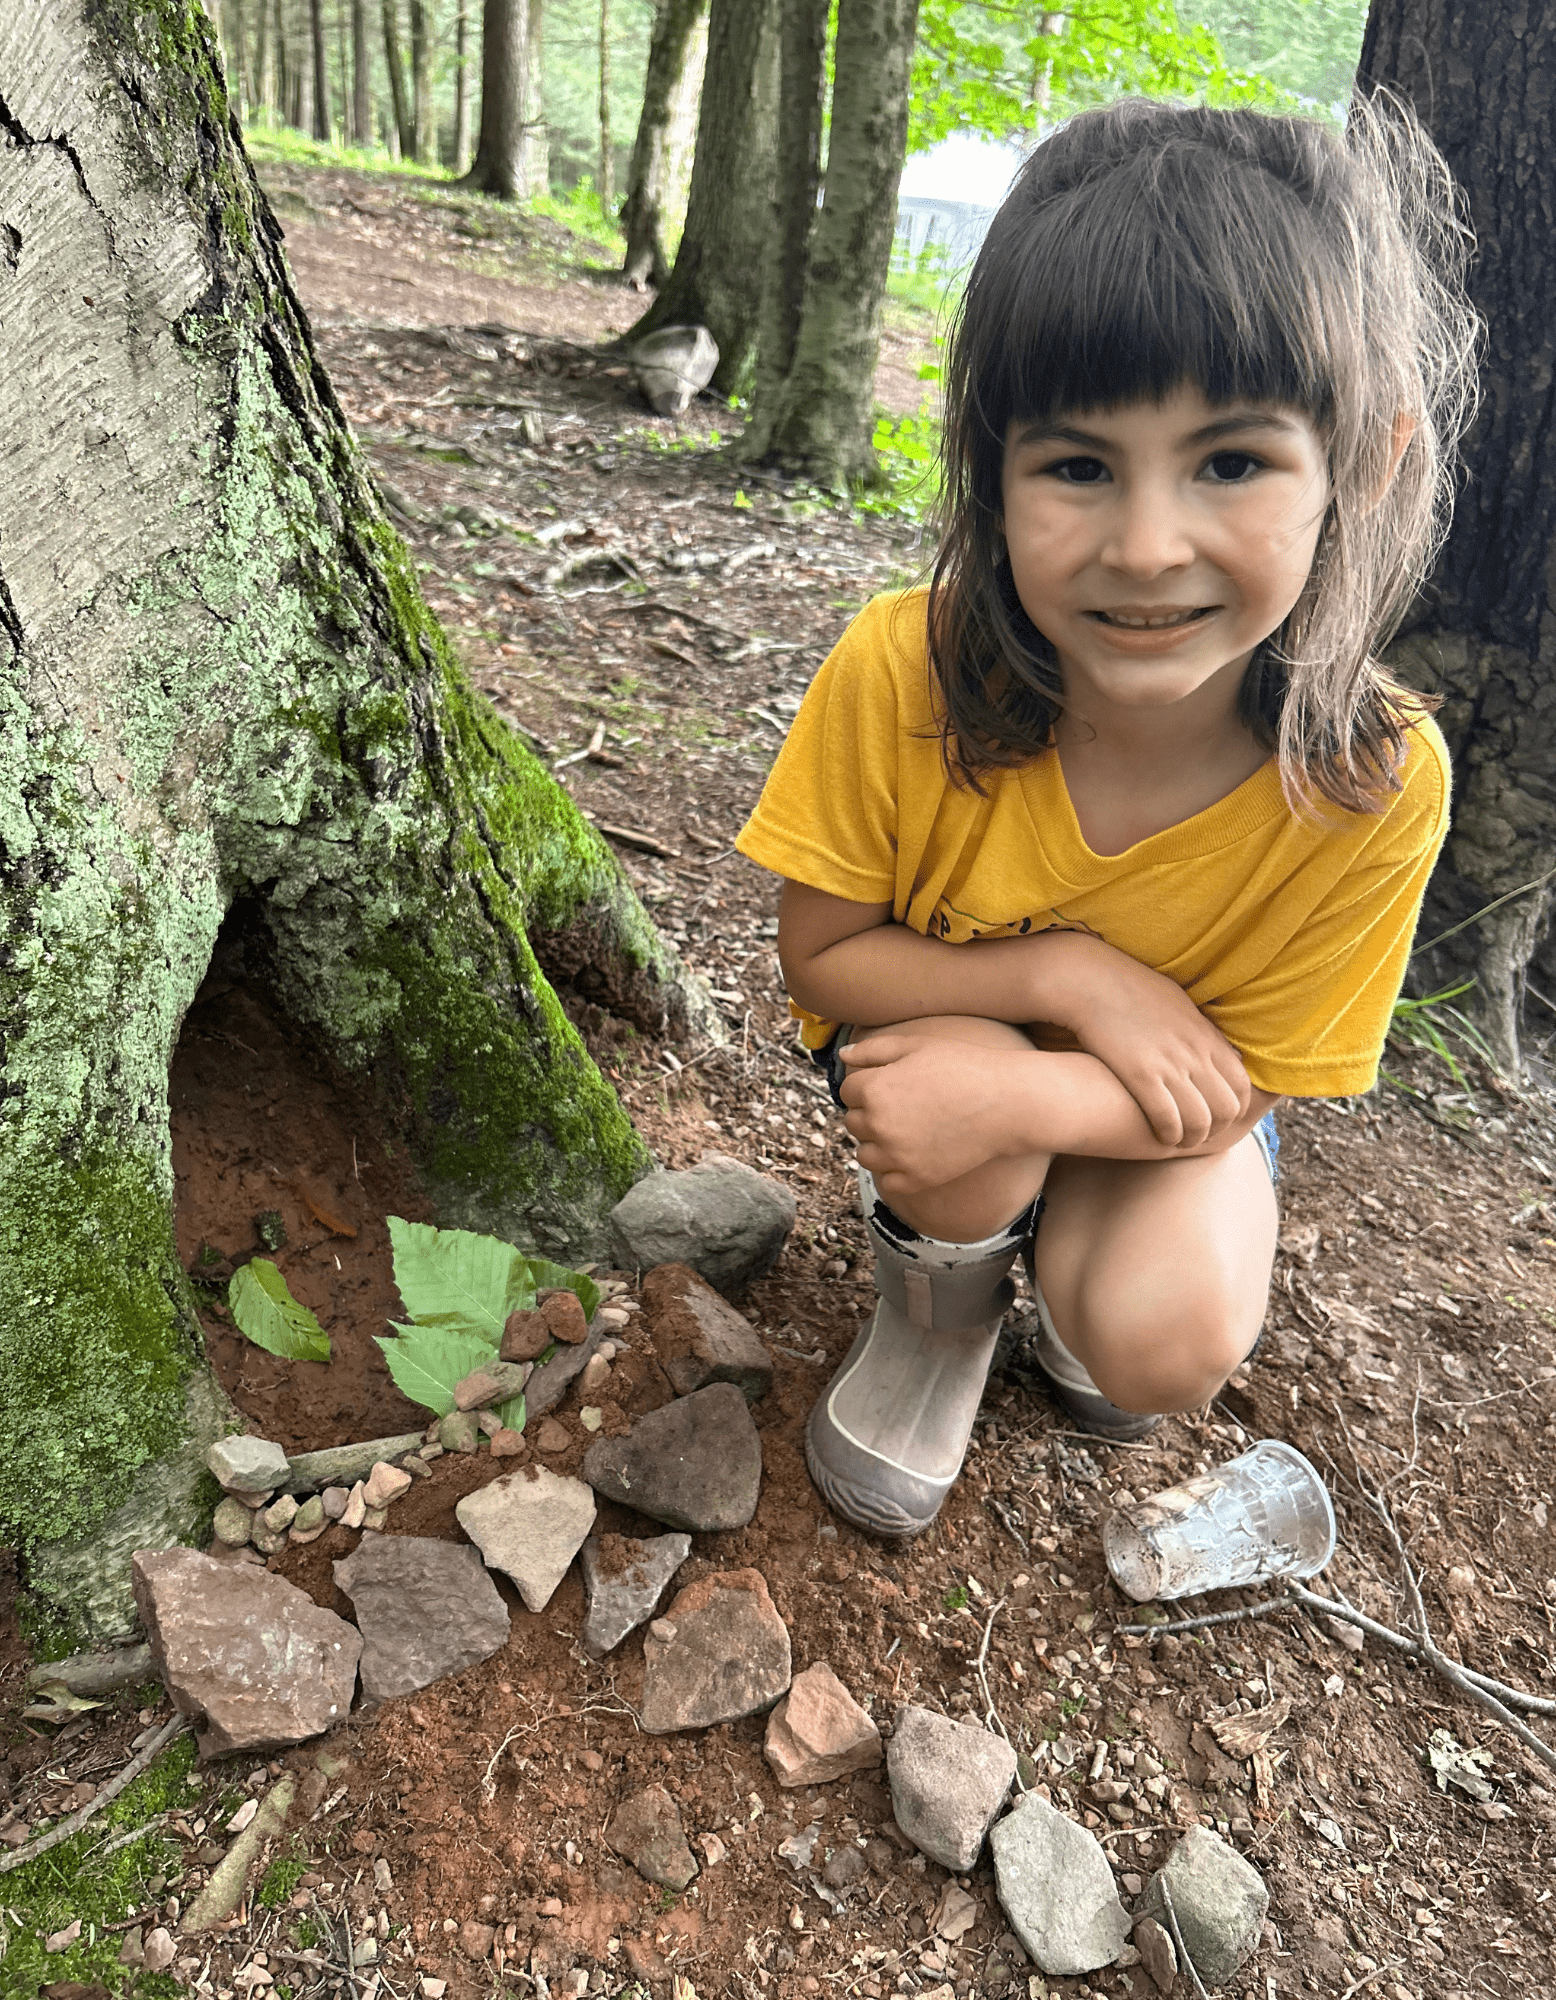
[5, 157, 1556, 2000]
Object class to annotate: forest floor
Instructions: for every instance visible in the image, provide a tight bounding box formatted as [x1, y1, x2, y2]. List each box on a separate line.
[6, 154, 1556, 2000]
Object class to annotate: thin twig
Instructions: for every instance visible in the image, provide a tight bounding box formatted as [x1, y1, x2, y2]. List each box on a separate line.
[1158, 1879, 1211, 2000]
[971, 1598, 1014, 1759]
[1336, 1959, 1404, 2000]
[1116, 1598, 1298, 1638]
[481, 1724, 523, 1805]
[95, 1810, 172, 1857]
[0, 1713, 188, 1875]
[1289, 1587, 1556, 1714]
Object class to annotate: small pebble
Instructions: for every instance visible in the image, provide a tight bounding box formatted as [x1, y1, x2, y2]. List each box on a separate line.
[579, 1407, 604, 1432]
[476, 1409, 506, 1438]
[534, 1416, 570, 1454]
[340, 1482, 367, 1531]
[363, 1505, 388, 1531]
[321, 1487, 350, 1521]
[490, 1429, 526, 1457]
[292, 1495, 325, 1534]
[262, 1494, 298, 1534]
[362, 1461, 412, 1509]
[212, 1497, 252, 1548]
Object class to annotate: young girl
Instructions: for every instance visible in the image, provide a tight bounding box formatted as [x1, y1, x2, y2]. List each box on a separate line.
[736, 95, 1481, 1539]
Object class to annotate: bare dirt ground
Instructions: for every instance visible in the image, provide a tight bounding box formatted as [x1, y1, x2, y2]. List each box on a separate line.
[5, 157, 1556, 2000]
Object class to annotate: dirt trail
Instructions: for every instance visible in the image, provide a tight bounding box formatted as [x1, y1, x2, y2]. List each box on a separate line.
[4, 156, 1556, 2000]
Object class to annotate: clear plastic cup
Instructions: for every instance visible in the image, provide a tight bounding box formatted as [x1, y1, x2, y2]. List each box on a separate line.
[1103, 1440, 1336, 1603]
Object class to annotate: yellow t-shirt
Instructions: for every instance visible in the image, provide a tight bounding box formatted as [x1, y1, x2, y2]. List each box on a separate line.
[736, 591, 1451, 1098]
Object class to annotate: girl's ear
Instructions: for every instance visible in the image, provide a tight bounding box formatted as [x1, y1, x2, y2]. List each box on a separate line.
[1367, 411, 1418, 507]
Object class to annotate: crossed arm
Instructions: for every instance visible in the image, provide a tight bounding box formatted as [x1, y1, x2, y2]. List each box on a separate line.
[777, 880, 1278, 1195]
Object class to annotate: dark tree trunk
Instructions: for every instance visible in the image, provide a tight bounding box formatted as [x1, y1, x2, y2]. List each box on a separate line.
[625, 0, 780, 395]
[0, 0, 708, 1642]
[454, 0, 474, 173]
[464, 0, 530, 199]
[353, 0, 373, 146]
[598, 0, 614, 211]
[743, 0, 920, 483]
[409, 0, 434, 163]
[752, 0, 828, 405]
[275, 0, 293, 126]
[620, 0, 709, 291]
[382, 0, 414, 158]
[310, 0, 333, 141]
[1357, 4, 1556, 1074]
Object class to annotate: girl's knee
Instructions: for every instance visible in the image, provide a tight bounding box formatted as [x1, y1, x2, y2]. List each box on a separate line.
[1079, 1298, 1262, 1414]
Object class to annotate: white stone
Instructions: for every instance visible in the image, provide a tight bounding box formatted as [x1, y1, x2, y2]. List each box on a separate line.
[989, 1793, 1131, 1975]
[456, 1466, 597, 1612]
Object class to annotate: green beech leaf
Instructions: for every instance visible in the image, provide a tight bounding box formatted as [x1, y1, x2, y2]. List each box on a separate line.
[387, 1217, 537, 1344]
[496, 1393, 527, 1434]
[374, 1323, 495, 1417]
[228, 1259, 331, 1363]
[524, 1258, 601, 1322]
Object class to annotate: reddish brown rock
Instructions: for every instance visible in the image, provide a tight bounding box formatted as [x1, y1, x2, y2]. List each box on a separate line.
[132, 1548, 361, 1757]
[642, 1262, 775, 1402]
[764, 1662, 882, 1786]
[640, 1569, 791, 1732]
[539, 1288, 590, 1344]
[452, 1360, 532, 1412]
[501, 1309, 550, 1363]
[606, 1784, 698, 1890]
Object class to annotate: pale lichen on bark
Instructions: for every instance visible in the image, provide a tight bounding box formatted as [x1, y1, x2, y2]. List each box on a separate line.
[0, 0, 703, 1641]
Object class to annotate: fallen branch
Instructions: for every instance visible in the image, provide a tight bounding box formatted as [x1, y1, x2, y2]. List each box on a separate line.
[971, 1598, 1015, 1761]
[1116, 1598, 1295, 1640]
[1158, 1879, 1211, 2000]
[0, 1713, 188, 1875]
[1336, 1959, 1405, 2000]
[25, 1643, 153, 1697]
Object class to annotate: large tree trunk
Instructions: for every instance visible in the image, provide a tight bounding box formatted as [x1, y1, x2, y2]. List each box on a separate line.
[524, 0, 549, 194]
[1357, 5, 1556, 1075]
[620, 0, 709, 292]
[353, 0, 373, 148]
[310, 0, 333, 142]
[382, 0, 414, 159]
[0, 1, 706, 1645]
[464, 0, 530, 199]
[624, 0, 780, 396]
[750, 0, 828, 407]
[409, 0, 434, 164]
[454, 0, 474, 175]
[598, 0, 614, 212]
[742, 0, 919, 483]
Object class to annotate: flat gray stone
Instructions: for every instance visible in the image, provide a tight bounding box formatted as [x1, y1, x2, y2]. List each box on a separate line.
[989, 1793, 1131, 1975]
[132, 1548, 360, 1756]
[609, 1156, 796, 1297]
[281, 1432, 425, 1495]
[333, 1536, 509, 1702]
[456, 1466, 597, 1612]
[643, 1262, 774, 1401]
[640, 1569, 791, 1732]
[524, 1322, 607, 1419]
[207, 1435, 290, 1496]
[606, 1783, 699, 1889]
[887, 1706, 1015, 1871]
[583, 1381, 761, 1532]
[1137, 1826, 1269, 1988]
[631, 324, 719, 417]
[580, 1531, 691, 1658]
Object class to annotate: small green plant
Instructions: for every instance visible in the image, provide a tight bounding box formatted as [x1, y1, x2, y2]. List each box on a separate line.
[228, 1257, 331, 1363]
[258, 1851, 308, 1909]
[1060, 1692, 1088, 1718]
[942, 1584, 969, 1612]
[531, 176, 625, 256]
[1387, 979, 1498, 1090]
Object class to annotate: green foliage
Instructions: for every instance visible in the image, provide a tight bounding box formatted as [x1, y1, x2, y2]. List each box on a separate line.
[0, 1728, 197, 1996]
[243, 121, 451, 180]
[376, 1321, 496, 1416]
[1191, 0, 1369, 113]
[1388, 981, 1499, 1091]
[542, 0, 655, 195]
[258, 1850, 309, 1909]
[228, 1257, 331, 1363]
[942, 1583, 969, 1611]
[531, 176, 627, 257]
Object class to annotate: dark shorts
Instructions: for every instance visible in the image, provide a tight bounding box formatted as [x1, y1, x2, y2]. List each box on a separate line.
[811, 1029, 1280, 1183]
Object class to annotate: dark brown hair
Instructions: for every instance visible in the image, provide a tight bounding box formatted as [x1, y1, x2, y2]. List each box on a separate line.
[928, 92, 1482, 811]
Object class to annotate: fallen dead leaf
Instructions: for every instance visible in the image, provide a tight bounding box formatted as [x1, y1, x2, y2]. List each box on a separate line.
[1211, 1694, 1293, 1760]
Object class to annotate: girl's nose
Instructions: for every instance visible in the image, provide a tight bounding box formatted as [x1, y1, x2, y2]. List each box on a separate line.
[1100, 488, 1196, 577]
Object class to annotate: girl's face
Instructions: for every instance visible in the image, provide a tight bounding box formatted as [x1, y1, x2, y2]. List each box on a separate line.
[1000, 384, 1330, 720]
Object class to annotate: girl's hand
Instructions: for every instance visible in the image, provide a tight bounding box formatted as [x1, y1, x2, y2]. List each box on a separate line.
[1049, 946, 1251, 1147]
[838, 1036, 1020, 1196]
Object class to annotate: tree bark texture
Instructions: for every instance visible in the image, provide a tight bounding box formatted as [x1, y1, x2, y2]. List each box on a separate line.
[382, 0, 414, 158]
[310, 0, 333, 141]
[409, 0, 434, 162]
[743, 0, 919, 483]
[353, 0, 373, 146]
[464, 0, 530, 198]
[1357, 4, 1556, 1072]
[751, 0, 827, 410]
[625, 0, 779, 395]
[598, 0, 614, 211]
[0, 0, 708, 1642]
[620, 0, 709, 291]
[454, 0, 474, 173]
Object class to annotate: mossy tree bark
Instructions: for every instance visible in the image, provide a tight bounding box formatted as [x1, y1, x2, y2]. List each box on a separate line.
[748, 0, 828, 415]
[0, 0, 708, 1645]
[1357, 5, 1556, 1073]
[741, 0, 921, 486]
[623, 0, 779, 396]
[620, 0, 709, 292]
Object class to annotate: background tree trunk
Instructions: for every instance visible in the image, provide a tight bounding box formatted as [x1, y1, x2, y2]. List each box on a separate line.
[598, 0, 615, 212]
[524, 0, 549, 195]
[625, 0, 780, 395]
[751, 0, 828, 408]
[353, 0, 373, 146]
[409, 0, 434, 162]
[382, 0, 414, 158]
[464, 0, 531, 198]
[1356, 4, 1556, 1074]
[275, 0, 294, 126]
[0, 0, 706, 1643]
[310, 0, 333, 141]
[742, 0, 919, 483]
[256, 0, 274, 117]
[454, 0, 474, 174]
[620, 0, 709, 291]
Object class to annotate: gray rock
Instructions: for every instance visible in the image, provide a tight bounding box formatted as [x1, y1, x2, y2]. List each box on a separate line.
[207, 1435, 291, 1496]
[580, 1531, 691, 1658]
[333, 1536, 509, 1701]
[631, 324, 719, 417]
[887, 1706, 1015, 1871]
[280, 1432, 425, 1495]
[643, 1262, 774, 1401]
[608, 1156, 797, 1297]
[437, 1410, 481, 1454]
[640, 1569, 791, 1732]
[292, 1495, 325, 1534]
[606, 1784, 699, 1890]
[452, 1361, 533, 1412]
[132, 1548, 361, 1756]
[211, 1496, 252, 1547]
[321, 1486, 350, 1521]
[582, 1381, 762, 1532]
[1137, 1826, 1269, 1988]
[989, 1793, 1131, 1975]
[456, 1466, 597, 1612]
[524, 1322, 608, 1418]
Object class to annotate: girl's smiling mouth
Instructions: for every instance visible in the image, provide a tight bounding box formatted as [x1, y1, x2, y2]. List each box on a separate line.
[1090, 605, 1218, 629]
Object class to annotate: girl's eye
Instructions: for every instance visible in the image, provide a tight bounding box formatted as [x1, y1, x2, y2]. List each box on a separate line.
[1047, 456, 1109, 484]
[1203, 451, 1262, 483]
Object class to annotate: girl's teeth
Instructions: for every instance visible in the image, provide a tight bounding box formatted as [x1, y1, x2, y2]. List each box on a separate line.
[1105, 609, 1201, 628]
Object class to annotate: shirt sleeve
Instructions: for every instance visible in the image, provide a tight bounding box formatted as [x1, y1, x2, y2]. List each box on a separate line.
[735, 596, 907, 903]
[1208, 723, 1452, 1098]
